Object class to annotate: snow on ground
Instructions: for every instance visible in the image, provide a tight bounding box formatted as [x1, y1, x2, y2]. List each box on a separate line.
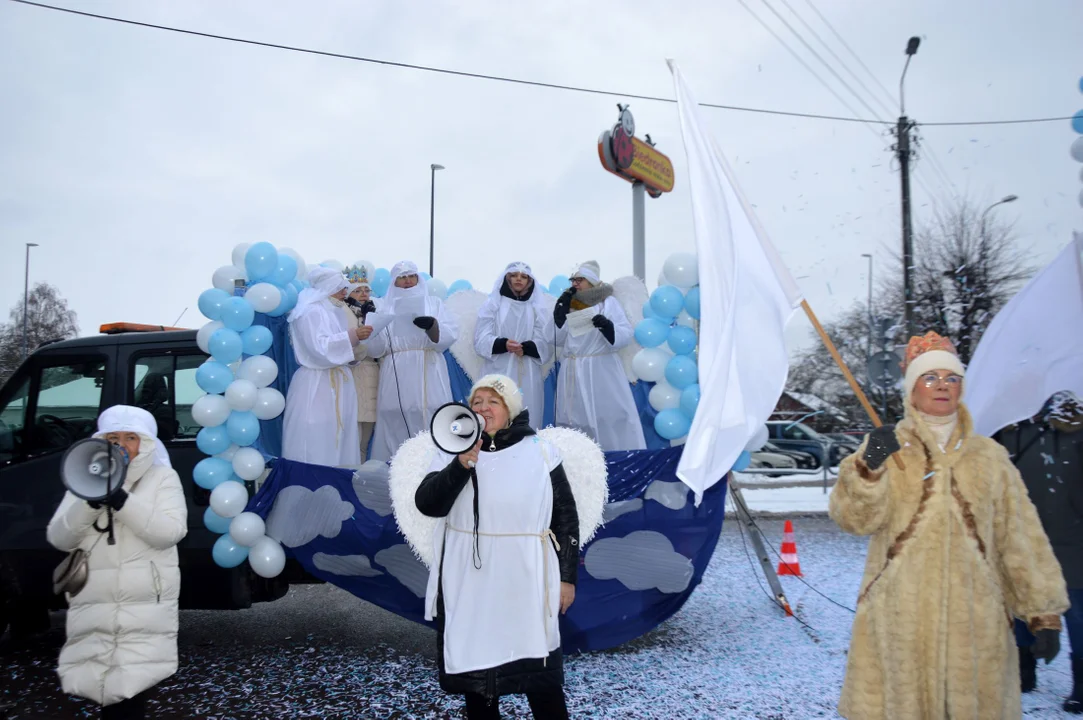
[728, 485, 833, 515]
[734, 469, 839, 487]
[4, 519, 1076, 718]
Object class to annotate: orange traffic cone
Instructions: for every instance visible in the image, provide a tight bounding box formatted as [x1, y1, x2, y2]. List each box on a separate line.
[777, 520, 802, 576]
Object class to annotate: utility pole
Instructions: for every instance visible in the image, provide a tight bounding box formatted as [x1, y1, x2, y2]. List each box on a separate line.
[23, 242, 39, 360]
[428, 164, 444, 277]
[897, 37, 920, 338]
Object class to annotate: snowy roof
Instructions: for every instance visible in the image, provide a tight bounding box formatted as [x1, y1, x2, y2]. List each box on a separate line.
[782, 391, 848, 420]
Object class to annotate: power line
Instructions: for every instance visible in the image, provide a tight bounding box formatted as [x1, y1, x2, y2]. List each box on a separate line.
[6, 0, 1075, 129]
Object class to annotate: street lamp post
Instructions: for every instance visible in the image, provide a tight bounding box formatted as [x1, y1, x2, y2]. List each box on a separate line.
[897, 36, 920, 337]
[980, 194, 1018, 238]
[429, 164, 445, 277]
[23, 242, 39, 360]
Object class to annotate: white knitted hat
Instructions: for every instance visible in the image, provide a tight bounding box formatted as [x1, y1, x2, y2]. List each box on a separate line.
[469, 374, 524, 421]
[572, 260, 601, 285]
[902, 332, 966, 398]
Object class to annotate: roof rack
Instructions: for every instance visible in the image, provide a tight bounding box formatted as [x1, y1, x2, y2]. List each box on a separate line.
[99, 323, 189, 335]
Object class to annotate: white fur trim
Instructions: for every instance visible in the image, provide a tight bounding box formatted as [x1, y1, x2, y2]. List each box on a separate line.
[904, 350, 966, 397]
[611, 275, 649, 383]
[387, 433, 441, 567]
[444, 289, 489, 382]
[537, 426, 608, 544]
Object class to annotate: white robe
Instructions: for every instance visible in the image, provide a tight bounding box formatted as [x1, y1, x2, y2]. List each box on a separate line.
[364, 296, 459, 461]
[555, 296, 646, 451]
[473, 294, 553, 430]
[424, 437, 562, 674]
[282, 298, 361, 468]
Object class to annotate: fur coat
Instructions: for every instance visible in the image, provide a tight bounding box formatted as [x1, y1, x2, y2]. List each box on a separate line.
[829, 404, 1069, 720]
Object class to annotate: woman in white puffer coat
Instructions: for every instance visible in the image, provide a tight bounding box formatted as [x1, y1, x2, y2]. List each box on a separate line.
[47, 405, 187, 719]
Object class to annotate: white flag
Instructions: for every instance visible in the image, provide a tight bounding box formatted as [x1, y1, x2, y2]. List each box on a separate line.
[668, 60, 803, 503]
[964, 232, 1083, 437]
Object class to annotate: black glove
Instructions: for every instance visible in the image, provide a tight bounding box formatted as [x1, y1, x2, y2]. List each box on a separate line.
[1031, 629, 1061, 664]
[592, 314, 615, 344]
[553, 288, 576, 328]
[492, 338, 509, 355]
[413, 316, 436, 331]
[360, 300, 376, 316]
[862, 425, 900, 471]
[521, 340, 540, 359]
[88, 488, 128, 512]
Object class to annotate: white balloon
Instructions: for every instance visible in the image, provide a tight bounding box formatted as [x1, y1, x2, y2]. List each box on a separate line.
[228, 360, 242, 374]
[671, 435, 688, 447]
[229, 511, 266, 547]
[212, 265, 247, 293]
[632, 348, 669, 383]
[232, 447, 265, 481]
[237, 356, 278, 388]
[196, 320, 224, 354]
[279, 247, 306, 280]
[648, 382, 682, 412]
[744, 425, 769, 452]
[191, 393, 231, 428]
[320, 259, 345, 272]
[305, 263, 320, 278]
[1078, 187, 1083, 209]
[225, 379, 259, 412]
[252, 387, 286, 420]
[216, 444, 241, 462]
[663, 252, 699, 289]
[231, 242, 251, 269]
[427, 278, 448, 299]
[1072, 136, 1083, 163]
[249, 536, 287, 578]
[245, 283, 282, 313]
[209, 480, 248, 519]
[675, 310, 696, 328]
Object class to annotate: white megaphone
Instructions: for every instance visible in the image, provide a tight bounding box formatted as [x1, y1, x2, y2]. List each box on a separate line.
[60, 438, 129, 502]
[430, 402, 486, 465]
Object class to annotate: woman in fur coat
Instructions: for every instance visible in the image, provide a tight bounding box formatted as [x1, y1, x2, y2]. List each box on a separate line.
[415, 374, 579, 720]
[829, 332, 1069, 720]
[47, 406, 188, 719]
[339, 269, 380, 460]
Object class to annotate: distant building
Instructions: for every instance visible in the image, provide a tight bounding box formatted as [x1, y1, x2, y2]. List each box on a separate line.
[771, 391, 850, 432]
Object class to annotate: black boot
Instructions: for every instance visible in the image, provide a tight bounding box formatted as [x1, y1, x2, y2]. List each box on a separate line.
[1019, 646, 1037, 694]
[1066, 654, 1082, 714]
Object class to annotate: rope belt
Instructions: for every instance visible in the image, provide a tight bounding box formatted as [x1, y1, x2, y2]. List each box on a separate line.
[328, 366, 350, 448]
[447, 523, 561, 647]
[560, 351, 613, 419]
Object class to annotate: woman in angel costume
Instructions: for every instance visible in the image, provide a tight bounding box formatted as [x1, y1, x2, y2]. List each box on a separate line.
[553, 261, 646, 451]
[391, 374, 605, 719]
[282, 267, 369, 468]
[473, 262, 553, 430]
[364, 261, 459, 462]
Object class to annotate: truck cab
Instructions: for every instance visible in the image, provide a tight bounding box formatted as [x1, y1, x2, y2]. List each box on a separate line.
[0, 326, 293, 639]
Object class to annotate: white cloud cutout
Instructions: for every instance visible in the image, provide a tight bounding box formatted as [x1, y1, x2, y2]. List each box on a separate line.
[265, 485, 354, 548]
[645, 480, 689, 511]
[312, 552, 384, 577]
[602, 498, 643, 523]
[584, 530, 694, 594]
[375, 544, 429, 598]
[352, 460, 393, 517]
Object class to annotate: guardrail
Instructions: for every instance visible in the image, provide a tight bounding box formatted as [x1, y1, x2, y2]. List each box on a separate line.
[738, 462, 837, 493]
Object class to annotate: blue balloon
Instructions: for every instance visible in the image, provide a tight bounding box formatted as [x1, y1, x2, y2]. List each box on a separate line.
[634, 318, 670, 348]
[198, 288, 231, 321]
[227, 410, 261, 447]
[240, 325, 273, 356]
[193, 457, 233, 490]
[419, 272, 432, 281]
[209, 328, 243, 364]
[665, 354, 698, 390]
[371, 268, 391, 298]
[650, 285, 684, 318]
[195, 360, 233, 394]
[1073, 110, 1083, 135]
[732, 450, 752, 472]
[667, 325, 698, 356]
[212, 533, 250, 568]
[642, 301, 659, 320]
[266, 285, 295, 318]
[448, 279, 473, 295]
[268, 253, 298, 287]
[204, 506, 232, 534]
[684, 286, 701, 320]
[245, 242, 278, 283]
[654, 408, 691, 440]
[680, 383, 701, 418]
[221, 297, 255, 332]
[549, 275, 571, 295]
[196, 425, 232, 455]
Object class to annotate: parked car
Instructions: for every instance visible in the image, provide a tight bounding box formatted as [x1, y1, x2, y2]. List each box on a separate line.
[749, 447, 798, 476]
[826, 433, 861, 450]
[765, 421, 847, 468]
[763, 441, 816, 469]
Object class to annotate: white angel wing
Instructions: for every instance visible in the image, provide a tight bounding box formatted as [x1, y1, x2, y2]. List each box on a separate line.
[537, 426, 608, 544]
[443, 289, 489, 382]
[610, 275, 649, 383]
[388, 432, 441, 567]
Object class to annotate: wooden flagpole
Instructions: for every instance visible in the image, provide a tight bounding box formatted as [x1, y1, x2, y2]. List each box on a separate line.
[800, 300, 905, 470]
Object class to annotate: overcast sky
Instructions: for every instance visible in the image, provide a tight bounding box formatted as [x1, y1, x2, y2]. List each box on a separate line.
[1, 0, 1080, 354]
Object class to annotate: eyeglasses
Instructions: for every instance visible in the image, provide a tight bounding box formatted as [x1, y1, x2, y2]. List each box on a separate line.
[570, 277, 588, 284]
[919, 373, 962, 387]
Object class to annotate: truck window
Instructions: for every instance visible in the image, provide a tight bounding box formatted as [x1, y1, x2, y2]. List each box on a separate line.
[0, 375, 30, 464]
[29, 359, 107, 456]
[132, 353, 207, 443]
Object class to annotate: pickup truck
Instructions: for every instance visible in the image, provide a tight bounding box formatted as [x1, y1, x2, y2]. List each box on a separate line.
[0, 326, 304, 640]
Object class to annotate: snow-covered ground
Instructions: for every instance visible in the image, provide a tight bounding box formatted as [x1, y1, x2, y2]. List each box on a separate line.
[728, 485, 833, 515]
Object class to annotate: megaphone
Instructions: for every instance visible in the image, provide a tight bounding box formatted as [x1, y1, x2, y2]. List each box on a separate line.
[61, 438, 128, 502]
[430, 403, 486, 461]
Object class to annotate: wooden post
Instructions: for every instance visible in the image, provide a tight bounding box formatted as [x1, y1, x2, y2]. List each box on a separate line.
[800, 300, 905, 471]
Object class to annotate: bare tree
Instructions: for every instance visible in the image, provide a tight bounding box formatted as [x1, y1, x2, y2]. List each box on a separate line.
[0, 283, 80, 385]
[789, 197, 1034, 426]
